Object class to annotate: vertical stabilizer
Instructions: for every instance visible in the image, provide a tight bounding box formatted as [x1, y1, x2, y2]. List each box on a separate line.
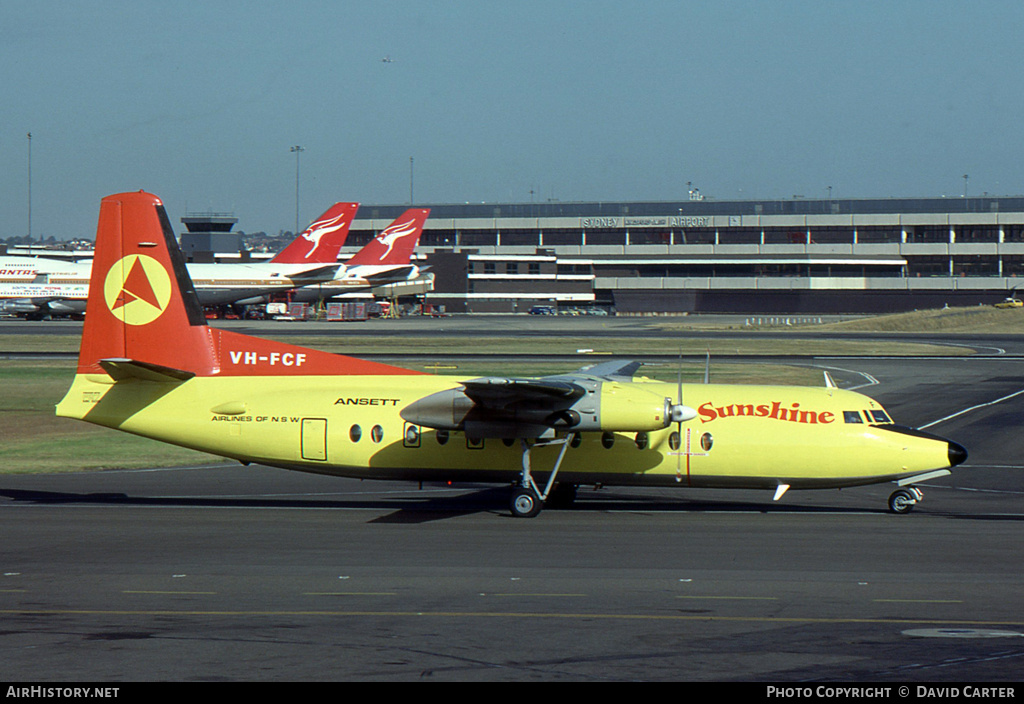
[270, 202, 359, 263]
[345, 208, 429, 267]
[76, 191, 217, 375]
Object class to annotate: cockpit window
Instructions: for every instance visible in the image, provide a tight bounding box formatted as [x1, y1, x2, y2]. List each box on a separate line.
[868, 410, 892, 424]
[843, 411, 864, 424]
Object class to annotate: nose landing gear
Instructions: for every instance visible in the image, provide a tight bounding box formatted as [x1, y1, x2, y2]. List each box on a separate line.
[888, 486, 924, 514]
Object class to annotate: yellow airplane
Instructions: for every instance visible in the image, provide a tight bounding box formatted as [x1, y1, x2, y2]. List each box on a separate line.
[57, 192, 968, 517]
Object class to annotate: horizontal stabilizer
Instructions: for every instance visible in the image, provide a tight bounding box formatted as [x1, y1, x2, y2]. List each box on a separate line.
[362, 265, 416, 282]
[286, 264, 341, 280]
[98, 358, 196, 383]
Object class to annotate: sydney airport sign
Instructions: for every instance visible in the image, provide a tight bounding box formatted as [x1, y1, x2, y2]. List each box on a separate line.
[581, 215, 714, 229]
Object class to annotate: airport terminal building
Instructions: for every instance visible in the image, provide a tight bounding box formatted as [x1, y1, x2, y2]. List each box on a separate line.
[341, 196, 1024, 314]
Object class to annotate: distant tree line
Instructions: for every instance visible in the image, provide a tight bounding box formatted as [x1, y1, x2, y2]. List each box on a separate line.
[1, 235, 92, 250]
[1, 231, 299, 255]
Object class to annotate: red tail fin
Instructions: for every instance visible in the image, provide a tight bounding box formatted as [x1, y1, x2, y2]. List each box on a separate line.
[270, 202, 358, 263]
[76, 192, 213, 375]
[77, 192, 420, 377]
[345, 208, 429, 267]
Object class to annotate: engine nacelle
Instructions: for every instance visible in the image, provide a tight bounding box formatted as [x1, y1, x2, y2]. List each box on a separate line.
[595, 381, 675, 432]
[0, 300, 39, 314]
[400, 388, 475, 430]
[400, 379, 685, 438]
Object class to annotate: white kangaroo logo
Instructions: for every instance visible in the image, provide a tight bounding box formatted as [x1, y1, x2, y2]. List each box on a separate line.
[374, 218, 419, 260]
[301, 212, 349, 259]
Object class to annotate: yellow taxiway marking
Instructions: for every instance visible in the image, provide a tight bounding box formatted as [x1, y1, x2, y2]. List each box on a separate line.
[481, 593, 588, 597]
[304, 592, 398, 596]
[122, 590, 217, 595]
[2, 609, 1022, 629]
[676, 595, 778, 600]
[873, 599, 964, 604]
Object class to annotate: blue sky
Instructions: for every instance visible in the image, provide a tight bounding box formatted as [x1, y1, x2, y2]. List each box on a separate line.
[5, 0, 1024, 239]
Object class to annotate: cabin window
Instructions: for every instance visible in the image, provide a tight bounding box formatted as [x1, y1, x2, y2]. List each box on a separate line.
[700, 433, 713, 452]
[668, 431, 681, 451]
[349, 425, 362, 442]
[843, 411, 863, 424]
[436, 429, 449, 445]
[601, 432, 615, 449]
[403, 424, 421, 448]
[867, 410, 892, 424]
[635, 432, 648, 450]
[570, 434, 582, 448]
[371, 425, 384, 443]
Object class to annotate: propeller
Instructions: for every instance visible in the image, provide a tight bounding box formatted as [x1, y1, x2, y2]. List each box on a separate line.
[668, 351, 698, 482]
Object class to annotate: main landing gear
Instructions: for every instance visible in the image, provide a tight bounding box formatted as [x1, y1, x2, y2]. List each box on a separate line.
[509, 435, 577, 518]
[888, 486, 924, 514]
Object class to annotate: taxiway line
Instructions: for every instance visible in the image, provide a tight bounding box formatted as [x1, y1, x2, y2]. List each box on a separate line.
[1, 608, 1024, 629]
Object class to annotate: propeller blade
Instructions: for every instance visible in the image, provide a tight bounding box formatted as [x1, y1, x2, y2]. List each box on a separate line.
[676, 351, 683, 480]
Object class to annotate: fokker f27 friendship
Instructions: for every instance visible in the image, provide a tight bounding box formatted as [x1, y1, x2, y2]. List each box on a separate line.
[57, 192, 968, 517]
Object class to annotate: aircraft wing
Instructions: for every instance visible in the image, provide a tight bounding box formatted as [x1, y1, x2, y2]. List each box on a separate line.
[567, 359, 644, 380]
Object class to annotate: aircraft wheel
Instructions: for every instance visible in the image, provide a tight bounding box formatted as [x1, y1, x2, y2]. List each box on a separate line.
[510, 487, 543, 518]
[888, 489, 916, 514]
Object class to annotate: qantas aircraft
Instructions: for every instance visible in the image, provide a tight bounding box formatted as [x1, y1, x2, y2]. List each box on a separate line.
[1, 201, 426, 316]
[56, 191, 968, 517]
[0, 201, 358, 316]
[0, 256, 91, 318]
[181, 206, 429, 306]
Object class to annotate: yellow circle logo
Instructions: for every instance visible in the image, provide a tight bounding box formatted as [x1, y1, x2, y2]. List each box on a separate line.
[103, 255, 173, 326]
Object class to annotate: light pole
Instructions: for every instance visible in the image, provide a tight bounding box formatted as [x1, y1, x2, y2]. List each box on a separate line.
[409, 156, 414, 205]
[26, 132, 32, 240]
[291, 145, 305, 234]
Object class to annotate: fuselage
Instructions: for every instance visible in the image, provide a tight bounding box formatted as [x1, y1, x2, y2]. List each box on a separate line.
[56, 372, 959, 490]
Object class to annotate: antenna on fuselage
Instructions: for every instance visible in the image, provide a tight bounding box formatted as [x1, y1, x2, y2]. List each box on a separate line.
[823, 370, 837, 396]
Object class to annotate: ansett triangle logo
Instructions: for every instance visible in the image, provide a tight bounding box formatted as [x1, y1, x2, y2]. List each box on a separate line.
[103, 255, 172, 325]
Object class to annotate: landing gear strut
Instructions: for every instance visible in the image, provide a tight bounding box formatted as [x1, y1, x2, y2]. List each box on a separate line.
[509, 434, 576, 518]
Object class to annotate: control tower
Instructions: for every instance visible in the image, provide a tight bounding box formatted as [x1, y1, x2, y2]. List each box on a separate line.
[179, 211, 241, 263]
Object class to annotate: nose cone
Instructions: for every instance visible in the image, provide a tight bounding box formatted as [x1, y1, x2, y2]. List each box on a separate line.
[948, 441, 968, 467]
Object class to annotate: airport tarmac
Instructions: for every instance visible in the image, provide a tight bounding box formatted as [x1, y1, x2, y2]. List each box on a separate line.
[1, 319, 1023, 682]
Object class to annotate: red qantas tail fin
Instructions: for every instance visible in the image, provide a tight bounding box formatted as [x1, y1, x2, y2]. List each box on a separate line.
[270, 202, 359, 263]
[76, 192, 420, 377]
[345, 208, 429, 267]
